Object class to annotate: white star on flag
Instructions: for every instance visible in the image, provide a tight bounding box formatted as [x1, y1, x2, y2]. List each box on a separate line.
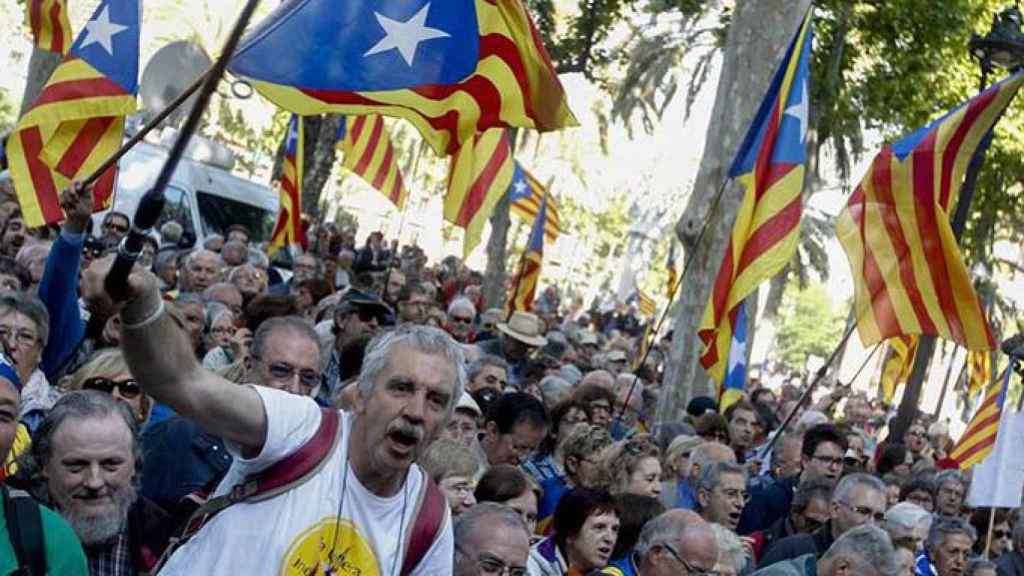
[80, 6, 129, 56]
[784, 81, 809, 144]
[513, 179, 528, 196]
[364, 3, 450, 66]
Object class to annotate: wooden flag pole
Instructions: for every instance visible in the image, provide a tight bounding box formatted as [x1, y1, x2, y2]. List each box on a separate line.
[984, 506, 997, 558]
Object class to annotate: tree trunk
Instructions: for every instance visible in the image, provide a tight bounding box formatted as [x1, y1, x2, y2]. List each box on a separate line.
[657, 0, 812, 423]
[19, 47, 62, 117]
[483, 192, 512, 310]
[302, 115, 343, 219]
[483, 130, 518, 310]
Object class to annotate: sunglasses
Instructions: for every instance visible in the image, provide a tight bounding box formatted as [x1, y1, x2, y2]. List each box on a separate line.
[83, 377, 141, 399]
[450, 316, 473, 325]
[994, 530, 1011, 539]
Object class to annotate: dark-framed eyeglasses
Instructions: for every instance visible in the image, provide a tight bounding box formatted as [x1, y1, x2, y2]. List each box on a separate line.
[454, 543, 527, 576]
[450, 315, 473, 325]
[83, 377, 142, 399]
[839, 501, 885, 522]
[659, 542, 720, 576]
[257, 358, 321, 389]
[104, 221, 129, 234]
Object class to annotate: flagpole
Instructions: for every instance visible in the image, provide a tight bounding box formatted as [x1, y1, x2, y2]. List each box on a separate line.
[82, 69, 211, 187]
[104, 0, 264, 300]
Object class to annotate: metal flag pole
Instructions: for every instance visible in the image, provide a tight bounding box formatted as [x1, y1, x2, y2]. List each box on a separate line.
[104, 0, 263, 300]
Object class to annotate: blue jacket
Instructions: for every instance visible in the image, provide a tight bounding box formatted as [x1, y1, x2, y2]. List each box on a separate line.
[141, 416, 233, 511]
[738, 473, 799, 535]
[37, 232, 87, 382]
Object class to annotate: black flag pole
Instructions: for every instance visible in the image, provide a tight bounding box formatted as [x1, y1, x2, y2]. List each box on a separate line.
[104, 0, 263, 301]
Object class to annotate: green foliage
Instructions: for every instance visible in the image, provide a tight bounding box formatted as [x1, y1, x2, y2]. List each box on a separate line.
[0, 89, 15, 132]
[774, 282, 846, 374]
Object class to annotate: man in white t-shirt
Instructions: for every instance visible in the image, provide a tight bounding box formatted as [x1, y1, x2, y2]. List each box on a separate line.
[83, 258, 465, 575]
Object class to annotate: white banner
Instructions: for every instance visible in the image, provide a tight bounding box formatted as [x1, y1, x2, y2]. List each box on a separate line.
[967, 412, 1024, 509]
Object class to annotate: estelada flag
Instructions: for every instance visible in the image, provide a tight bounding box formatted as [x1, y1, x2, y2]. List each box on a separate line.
[444, 129, 514, 258]
[228, 0, 576, 155]
[269, 114, 305, 255]
[508, 163, 560, 243]
[949, 364, 1011, 469]
[337, 115, 409, 210]
[836, 71, 1024, 352]
[26, 0, 72, 55]
[699, 9, 812, 384]
[8, 0, 140, 227]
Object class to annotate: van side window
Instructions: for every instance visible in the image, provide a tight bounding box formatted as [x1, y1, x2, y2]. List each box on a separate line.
[159, 185, 193, 234]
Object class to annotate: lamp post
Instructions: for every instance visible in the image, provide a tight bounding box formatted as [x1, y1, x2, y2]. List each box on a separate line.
[891, 5, 1024, 442]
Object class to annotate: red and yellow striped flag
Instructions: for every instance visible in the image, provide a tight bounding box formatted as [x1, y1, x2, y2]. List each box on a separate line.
[836, 72, 1024, 353]
[948, 365, 1011, 469]
[507, 191, 550, 314]
[509, 163, 560, 243]
[444, 129, 515, 258]
[699, 10, 812, 383]
[9, 0, 140, 227]
[966, 349, 991, 401]
[26, 0, 72, 55]
[337, 115, 408, 209]
[228, 0, 576, 155]
[637, 289, 656, 318]
[269, 114, 305, 254]
[880, 334, 917, 404]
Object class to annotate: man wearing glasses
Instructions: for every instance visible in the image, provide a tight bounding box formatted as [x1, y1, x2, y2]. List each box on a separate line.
[245, 317, 324, 398]
[603, 509, 718, 576]
[696, 462, 749, 533]
[99, 211, 130, 247]
[759, 474, 887, 569]
[454, 503, 530, 576]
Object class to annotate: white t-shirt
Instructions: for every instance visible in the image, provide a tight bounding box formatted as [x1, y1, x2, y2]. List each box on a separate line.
[158, 386, 453, 575]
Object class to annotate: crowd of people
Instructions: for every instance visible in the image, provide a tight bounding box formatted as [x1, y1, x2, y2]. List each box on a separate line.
[0, 178, 1017, 576]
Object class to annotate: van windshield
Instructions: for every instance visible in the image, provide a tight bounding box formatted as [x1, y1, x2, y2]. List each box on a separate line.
[196, 191, 276, 243]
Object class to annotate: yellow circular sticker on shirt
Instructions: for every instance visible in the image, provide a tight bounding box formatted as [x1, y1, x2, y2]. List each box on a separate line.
[281, 518, 380, 576]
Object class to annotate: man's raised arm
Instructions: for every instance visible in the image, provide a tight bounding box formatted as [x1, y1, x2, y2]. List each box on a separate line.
[81, 249, 267, 454]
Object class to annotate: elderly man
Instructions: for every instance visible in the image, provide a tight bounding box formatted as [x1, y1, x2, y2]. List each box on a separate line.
[752, 478, 834, 561]
[142, 316, 322, 511]
[922, 517, 976, 576]
[697, 462, 748, 533]
[933, 470, 967, 518]
[602, 509, 718, 576]
[752, 525, 900, 576]
[446, 297, 477, 343]
[0, 352, 88, 575]
[883, 502, 931, 555]
[219, 240, 249, 268]
[83, 256, 464, 574]
[477, 311, 547, 387]
[454, 503, 531, 576]
[441, 392, 482, 448]
[760, 473, 887, 567]
[667, 441, 736, 511]
[179, 249, 220, 293]
[20, 391, 173, 574]
[203, 283, 244, 319]
[322, 288, 391, 396]
[467, 355, 509, 393]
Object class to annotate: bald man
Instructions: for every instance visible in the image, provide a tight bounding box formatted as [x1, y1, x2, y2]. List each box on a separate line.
[601, 509, 718, 576]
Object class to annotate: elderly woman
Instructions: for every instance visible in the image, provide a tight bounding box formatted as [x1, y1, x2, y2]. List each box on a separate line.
[475, 464, 543, 535]
[885, 502, 932, 560]
[201, 303, 241, 371]
[709, 522, 750, 576]
[61, 348, 152, 424]
[0, 292, 59, 430]
[599, 434, 662, 499]
[528, 488, 620, 576]
[419, 438, 482, 518]
[660, 434, 703, 509]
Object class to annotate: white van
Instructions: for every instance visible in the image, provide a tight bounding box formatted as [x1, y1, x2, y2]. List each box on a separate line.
[94, 135, 279, 247]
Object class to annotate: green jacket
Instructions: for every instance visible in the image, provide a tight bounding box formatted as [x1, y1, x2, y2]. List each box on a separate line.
[0, 496, 88, 576]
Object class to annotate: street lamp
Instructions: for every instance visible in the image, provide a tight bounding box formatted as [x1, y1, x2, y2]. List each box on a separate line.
[969, 5, 1024, 85]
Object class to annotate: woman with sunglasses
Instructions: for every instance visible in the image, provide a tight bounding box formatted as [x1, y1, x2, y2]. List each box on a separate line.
[62, 348, 151, 423]
[969, 508, 1012, 558]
